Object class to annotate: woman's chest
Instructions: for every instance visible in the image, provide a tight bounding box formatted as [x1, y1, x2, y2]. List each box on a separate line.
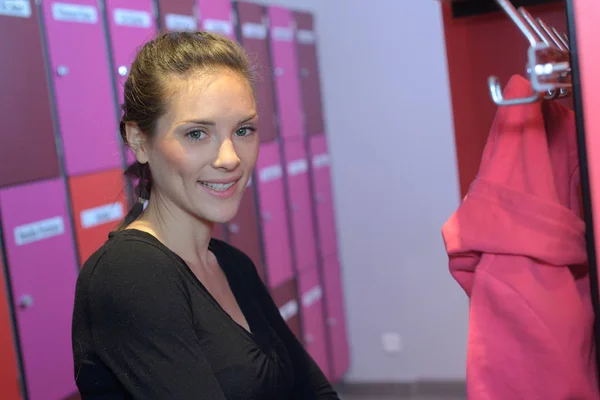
[187, 285, 296, 399]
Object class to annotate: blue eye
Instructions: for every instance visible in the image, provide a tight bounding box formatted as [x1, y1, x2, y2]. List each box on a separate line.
[235, 126, 256, 137]
[186, 129, 206, 141]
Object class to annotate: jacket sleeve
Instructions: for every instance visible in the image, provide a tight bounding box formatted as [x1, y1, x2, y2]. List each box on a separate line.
[241, 254, 340, 400]
[85, 241, 227, 399]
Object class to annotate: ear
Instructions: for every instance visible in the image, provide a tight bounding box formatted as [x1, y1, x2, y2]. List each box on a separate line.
[125, 123, 150, 164]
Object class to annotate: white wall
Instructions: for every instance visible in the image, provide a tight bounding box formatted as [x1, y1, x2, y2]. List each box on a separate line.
[241, 0, 468, 382]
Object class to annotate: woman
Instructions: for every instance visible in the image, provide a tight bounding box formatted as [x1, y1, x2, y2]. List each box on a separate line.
[71, 31, 340, 399]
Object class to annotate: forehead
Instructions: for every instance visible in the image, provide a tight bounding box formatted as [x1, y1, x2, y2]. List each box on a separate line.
[162, 69, 256, 121]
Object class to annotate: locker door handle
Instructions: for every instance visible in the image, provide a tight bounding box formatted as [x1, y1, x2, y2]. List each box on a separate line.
[262, 212, 272, 221]
[304, 333, 314, 344]
[228, 223, 240, 234]
[301, 68, 309, 77]
[118, 66, 129, 76]
[327, 317, 337, 326]
[18, 295, 34, 309]
[314, 193, 323, 203]
[56, 65, 69, 76]
[291, 203, 299, 212]
[274, 67, 284, 77]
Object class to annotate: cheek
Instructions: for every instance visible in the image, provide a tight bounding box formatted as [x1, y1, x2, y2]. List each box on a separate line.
[154, 142, 197, 177]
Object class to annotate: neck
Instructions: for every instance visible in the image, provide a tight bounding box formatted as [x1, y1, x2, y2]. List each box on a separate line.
[130, 193, 214, 266]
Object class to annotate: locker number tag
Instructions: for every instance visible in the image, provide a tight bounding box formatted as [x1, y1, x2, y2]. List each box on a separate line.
[312, 153, 330, 169]
[271, 26, 294, 42]
[80, 202, 124, 229]
[279, 299, 299, 321]
[114, 8, 152, 28]
[165, 13, 196, 31]
[52, 3, 98, 24]
[296, 29, 316, 45]
[302, 285, 323, 307]
[259, 164, 283, 183]
[0, 0, 31, 18]
[203, 19, 232, 36]
[242, 22, 267, 40]
[14, 216, 65, 246]
[287, 159, 308, 176]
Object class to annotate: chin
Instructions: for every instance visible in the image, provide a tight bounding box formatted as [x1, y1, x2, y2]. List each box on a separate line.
[198, 203, 241, 225]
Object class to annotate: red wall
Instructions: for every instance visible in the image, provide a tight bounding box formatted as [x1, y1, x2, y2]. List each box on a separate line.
[442, 2, 569, 196]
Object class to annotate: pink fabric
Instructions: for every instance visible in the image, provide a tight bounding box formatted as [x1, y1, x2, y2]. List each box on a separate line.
[442, 75, 599, 399]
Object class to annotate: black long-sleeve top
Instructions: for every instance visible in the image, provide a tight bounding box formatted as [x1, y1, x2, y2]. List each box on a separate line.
[72, 229, 339, 399]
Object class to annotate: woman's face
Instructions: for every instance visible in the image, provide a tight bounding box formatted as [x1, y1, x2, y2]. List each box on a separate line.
[135, 69, 259, 224]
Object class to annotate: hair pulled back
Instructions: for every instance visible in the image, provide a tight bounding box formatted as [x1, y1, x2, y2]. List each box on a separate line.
[117, 31, 255, 230]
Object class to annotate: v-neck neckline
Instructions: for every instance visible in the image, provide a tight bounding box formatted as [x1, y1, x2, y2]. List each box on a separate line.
[114, 229, 258, 344]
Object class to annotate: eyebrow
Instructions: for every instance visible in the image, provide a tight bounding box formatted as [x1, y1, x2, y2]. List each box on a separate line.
[179, 113, 258, 126]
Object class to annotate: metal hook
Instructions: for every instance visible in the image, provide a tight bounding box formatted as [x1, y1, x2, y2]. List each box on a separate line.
[536, 18, 566, 50]
[519, 8, 557, 48]
[495, 0, 541, 47]
[488, 76, 541, 106]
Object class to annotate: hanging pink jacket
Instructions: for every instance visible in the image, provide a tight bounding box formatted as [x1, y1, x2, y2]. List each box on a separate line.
[442, 74, 599, 399]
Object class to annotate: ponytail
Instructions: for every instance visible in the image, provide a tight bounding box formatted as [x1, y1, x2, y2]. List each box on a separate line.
[116, 161, 152, 231]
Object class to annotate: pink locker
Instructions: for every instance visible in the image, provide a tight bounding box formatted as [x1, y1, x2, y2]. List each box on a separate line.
[267, 6, 303, 139]
[283, 139, 317, 273]
[157, 0, 197, 32]
[0, 178, 79, 400]
[0, 0, 60, 188]
[256, 142, 294, 289]
[42, 0, 123, 176]
[104, 0, 157, 166]
[322, 254, 350, 382]
[293, 11, 325, 137]
[308, 134, 338, 257]
[271, 279, 302, 340]
[196, 0, 235, 40]
[235, 1, 278, 142]
[298, 267, 331, 379]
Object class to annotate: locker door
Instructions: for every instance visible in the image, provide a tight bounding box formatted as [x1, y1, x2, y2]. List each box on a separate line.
[227, 176, 265, 282]
[235, 1, 277, 143]
[0, 178, 79, 400]
[256, 142, 294, 289]
[309, 134, 338, 257]
[69, 168, 128, 265]
[42, 0, 122, 176]
[0, 252, 21, 400]
[322, 254, 350, 382]
[293, 11, 325, 137]
[267, 6, 303, 139]
[283, 139, 317, 273]
[104, 0, 157, 166]
[157, 0, 197, 32]
[298, 267, 330, 378]
[271, 278, 302, 340]
[0, 0, 60, 188]
[196, 0, 234, 40]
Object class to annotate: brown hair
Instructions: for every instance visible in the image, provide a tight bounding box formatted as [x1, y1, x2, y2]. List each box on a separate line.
[116, 31, 255, 230]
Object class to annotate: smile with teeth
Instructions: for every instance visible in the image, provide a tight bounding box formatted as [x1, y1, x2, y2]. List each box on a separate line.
[200, 181, 236, 191]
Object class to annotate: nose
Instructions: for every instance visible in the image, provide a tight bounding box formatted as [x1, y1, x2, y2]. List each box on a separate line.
[213, 138, 241, 170]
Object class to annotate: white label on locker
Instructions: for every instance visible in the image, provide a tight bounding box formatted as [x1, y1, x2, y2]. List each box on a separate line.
[259, 164, 283, 183]
[271, 26, 293, 42]
[165, 13, 196, 31]
[279, 299, 299, 321]
[52, 3, 97, 24]
[114, 8, 151, 28]
[203, 19, 232, 36]
[242, 22, 267, 39]
[312, 153, 330, 169]
[302, 285, 323, 307]
[287, 159, 308, 176]
[0, 0, 31, 18]
[14, 216, 65, 246]
[296, 29, 316, 44]
[80, 202, 124, 229]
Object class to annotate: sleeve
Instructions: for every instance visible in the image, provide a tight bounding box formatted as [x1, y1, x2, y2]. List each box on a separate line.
[237, 250, 340, 400]
[86, 241, 227, 399]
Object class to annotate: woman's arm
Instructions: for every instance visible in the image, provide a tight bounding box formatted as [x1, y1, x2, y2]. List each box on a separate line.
[82, 241, 228, 399]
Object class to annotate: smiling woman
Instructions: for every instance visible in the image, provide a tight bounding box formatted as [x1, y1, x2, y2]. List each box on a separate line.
[71, 31, 339, 399]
